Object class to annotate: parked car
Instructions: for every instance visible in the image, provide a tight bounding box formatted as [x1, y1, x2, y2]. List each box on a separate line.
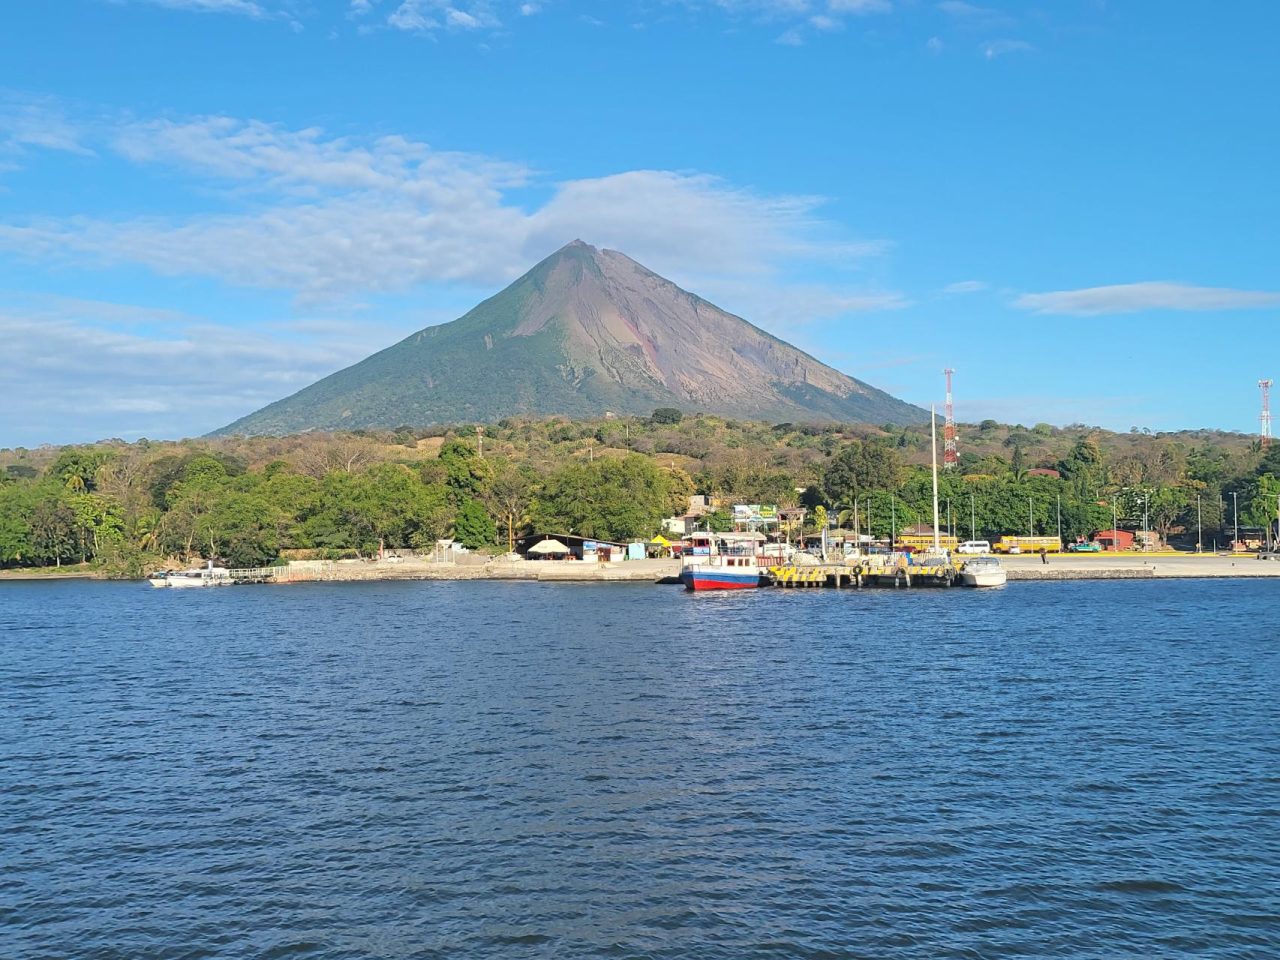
[957, 540, 991, 554]
[1067, 542, 1102, 552]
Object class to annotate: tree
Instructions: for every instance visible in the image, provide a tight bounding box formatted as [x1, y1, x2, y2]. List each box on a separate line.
[1010, 444, 1026, 477]
[48, 448, 114, 494]
[29, 490, 77, 566]
[822, 440, 904, 505]
[651, 407, 683, 425]
[810, 504, 828, 534]
[532, 455, 681, 542]
[705, 509, 733, 533]
[439, 439, 490, 500]
[454, 498, 498, 549]
[484, 459, 534, 551]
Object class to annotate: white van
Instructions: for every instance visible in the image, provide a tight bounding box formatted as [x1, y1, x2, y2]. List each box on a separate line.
[957, 540, 991, 554]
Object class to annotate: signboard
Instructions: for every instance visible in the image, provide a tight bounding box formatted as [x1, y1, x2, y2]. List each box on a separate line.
[733, 504, 779, 524]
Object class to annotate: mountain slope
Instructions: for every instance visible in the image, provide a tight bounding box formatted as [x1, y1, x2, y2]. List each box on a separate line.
[214, 241, 925, 436]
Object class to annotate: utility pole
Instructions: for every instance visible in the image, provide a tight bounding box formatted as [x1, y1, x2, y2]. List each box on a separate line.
[891, 494, 896, 549]
[946, 499, 952, 539]
[970, 492, 976, 541]
[1261, 379, 1274, 448]
[475, 425, 484, 458]
[1197, 494, 1202, 553]
[1139, 493, 1149, 550]
[1112, 499, 1118, 552]
[1232, 491, 1239, 548]
[1028, 496, 1034, 536]
[930, 406, 942, 553]
[1056, 494, 1062, 545]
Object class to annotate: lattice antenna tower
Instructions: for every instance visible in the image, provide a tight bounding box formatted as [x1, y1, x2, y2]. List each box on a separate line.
[1261, 379, 1274, 449]
[943, 368, 958, 468]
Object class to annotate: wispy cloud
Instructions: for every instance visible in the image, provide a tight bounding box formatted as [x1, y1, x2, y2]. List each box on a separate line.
[0, 96, 93, 159]
[383, 0, 500, 33]
[937, 1, 1013, 28]
[1015, 282, 1280, 316]
[0, 113, 889, 304]
[981, 38, 1033, 58]
[0, 298, 400, 445]
[942, 280, 988, 294]
[111, 0, 899, 40]
[125, 0, 269, 17]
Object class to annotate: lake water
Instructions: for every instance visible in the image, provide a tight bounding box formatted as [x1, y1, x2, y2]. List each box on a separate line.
[2, 579, 1278, 958]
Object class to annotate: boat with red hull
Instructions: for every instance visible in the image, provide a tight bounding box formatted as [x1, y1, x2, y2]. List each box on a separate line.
[679, 532, 770, 591]
[681, 560, 767, 591]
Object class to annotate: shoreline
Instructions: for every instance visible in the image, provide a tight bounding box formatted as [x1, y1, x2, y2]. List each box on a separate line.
[4, 554, 1278, 585]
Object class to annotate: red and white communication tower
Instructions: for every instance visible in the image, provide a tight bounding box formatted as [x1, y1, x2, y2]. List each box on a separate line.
[1261, 379, 1274, 449]
[943, 368, 959, 468]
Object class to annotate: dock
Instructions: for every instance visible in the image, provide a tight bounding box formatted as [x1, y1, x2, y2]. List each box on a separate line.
[769, 561, 958, 589]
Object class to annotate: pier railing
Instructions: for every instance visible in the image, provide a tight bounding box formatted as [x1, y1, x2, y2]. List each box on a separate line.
[227, 566, 280, 583]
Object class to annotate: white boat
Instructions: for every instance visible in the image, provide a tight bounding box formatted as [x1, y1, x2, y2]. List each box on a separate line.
[958, 556, 1007, 588]
[148, 563, 232, 588]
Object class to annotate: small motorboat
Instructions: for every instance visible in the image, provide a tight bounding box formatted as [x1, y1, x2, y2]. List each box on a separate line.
[148, 562, 231, 588]
[957, 556, 1007, 588]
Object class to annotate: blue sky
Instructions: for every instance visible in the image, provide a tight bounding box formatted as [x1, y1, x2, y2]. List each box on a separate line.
[2, 0, 1278, 447]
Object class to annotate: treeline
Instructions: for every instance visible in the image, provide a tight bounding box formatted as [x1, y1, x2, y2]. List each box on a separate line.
[2, 413, 1277, 574]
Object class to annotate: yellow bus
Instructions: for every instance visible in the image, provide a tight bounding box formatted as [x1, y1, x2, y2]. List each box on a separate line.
[896, 534, 960, 553]
[993, 535, 1063, 554]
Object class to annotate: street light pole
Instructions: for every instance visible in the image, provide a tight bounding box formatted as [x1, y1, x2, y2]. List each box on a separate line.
[1028, 496, 1034, 536]
[1112, 499, 1118, 552]
[1197, 494, 1202, 553]
[1056, 494, 1062, 545]
[891, 494, 896, 549]
[1232, 491, 1239, 548]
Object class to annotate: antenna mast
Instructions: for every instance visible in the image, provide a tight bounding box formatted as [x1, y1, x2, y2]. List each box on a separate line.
[1262, 379, 1274, 449]
[943, 368, 958, 469]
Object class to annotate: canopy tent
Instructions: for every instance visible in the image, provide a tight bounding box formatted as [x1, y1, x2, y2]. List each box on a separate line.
[527, 538, 570, 556]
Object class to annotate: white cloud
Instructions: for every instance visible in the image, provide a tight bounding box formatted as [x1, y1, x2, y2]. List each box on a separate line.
[0, 97, 93, 158]
[0, 299, 397, 445]
[128, 0, 268, 16]
[943, 280, 988, 294]
[384, 0, 501, 33]
[698, 280, 909, 332]
[937, 1, 998, 20]
[981, 38, 1033, 58]
[0, 115, 887, 302]
[0, 110, 903, 441]
[1015, 282, 1280, 316]
[828, 0, 891, 12]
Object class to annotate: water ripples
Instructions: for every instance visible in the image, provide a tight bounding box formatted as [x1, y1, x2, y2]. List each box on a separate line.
[2, 579, 1278, 958]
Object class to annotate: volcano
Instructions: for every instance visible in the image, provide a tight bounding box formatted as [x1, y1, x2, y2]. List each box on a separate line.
[214, 240, 924, 435]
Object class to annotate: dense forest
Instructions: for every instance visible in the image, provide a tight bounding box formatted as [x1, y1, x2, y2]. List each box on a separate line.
[2, 412, 1278, 575]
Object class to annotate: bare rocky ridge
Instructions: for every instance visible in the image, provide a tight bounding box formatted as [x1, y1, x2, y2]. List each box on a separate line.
[213, 240, 925, 436]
